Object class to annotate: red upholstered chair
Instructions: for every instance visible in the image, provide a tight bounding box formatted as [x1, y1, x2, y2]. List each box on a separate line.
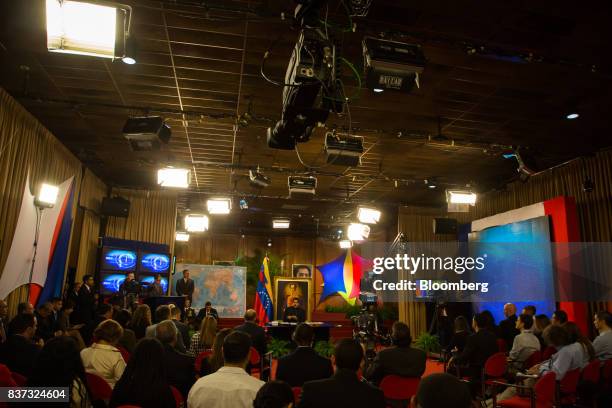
[10, 371, 27, 386]
[380, 375, 420, 401]
[603, 359, 612, 388]
[481, 352, 508, 396]
[117, 346, 130, 363]
[171, 386, 184, 408]
[522, 350, 542, 370]
[497, 338, 508, 353]
[292, 387, 302, 404]
[541, 347, 556, 361]
[194, 350, 213, 375]
[580, 359, 600, 384]
[249, 347, 262, 377]
[557, 367, 581, 405]
[494, 371, 556, 408]
[0, 364, 17, 387]
[86, 372, 113, 402]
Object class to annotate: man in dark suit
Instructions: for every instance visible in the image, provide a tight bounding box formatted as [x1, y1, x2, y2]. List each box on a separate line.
[365, 321, 426, 385]
[0, 314, 41, 377]
[283, 297, 306, 323]
[170, 304, 190, 348]
[276, 323, 333, 386]
[74, 275, 96, 325]
[155, 320, 195, 398]
[196, 301, 219, 322]
[498, 303, 519, 350]
[34, 302, 57, 341]
[234, 309, 267, 356]
[298, 338, 385, 408]
[175, 270, 194, 302]
[451, 312, 498, 393]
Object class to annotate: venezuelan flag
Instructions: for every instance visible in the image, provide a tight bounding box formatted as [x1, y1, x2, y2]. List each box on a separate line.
[254, 256, 274, 325]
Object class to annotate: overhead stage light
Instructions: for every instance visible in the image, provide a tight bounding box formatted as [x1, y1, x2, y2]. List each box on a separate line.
[347, 223, 370, 242]
[185, 215, 209, 232]
[566, 113, 579, 120]
[175, 232, 190, 242]
[373, 88, 384, 93]
[46, 0, 130, 59]
[36, 183, 59, 208]
[339, 240, 352, 249]
[157, 168, 190, 188]
[357, 207, 381, 224]
[273, 219, 290, 229]
[446, 190, 477, 205]
[207, 198, 231, 215]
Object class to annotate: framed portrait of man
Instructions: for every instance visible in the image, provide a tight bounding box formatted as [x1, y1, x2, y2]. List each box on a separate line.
[274, 277, 312, 322]
[292, 264, 313, 278]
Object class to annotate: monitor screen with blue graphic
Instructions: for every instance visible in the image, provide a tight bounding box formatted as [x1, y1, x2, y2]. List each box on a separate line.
[101, 273, 127, 294]
[138, 252, 171, 273]
[138, 274, 169, 294]
[101, 247, 137, 271]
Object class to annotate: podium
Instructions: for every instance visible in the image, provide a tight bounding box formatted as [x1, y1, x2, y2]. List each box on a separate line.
[143, 296, 185, 316]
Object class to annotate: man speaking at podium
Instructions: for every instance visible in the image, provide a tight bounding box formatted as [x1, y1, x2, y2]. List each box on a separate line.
[283, 298, 306, 323]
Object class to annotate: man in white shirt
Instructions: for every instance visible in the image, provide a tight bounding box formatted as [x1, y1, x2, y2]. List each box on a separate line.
[188, 330, 264, 408]
[593, 311, 612, 360]
[508, 314, 540, 370]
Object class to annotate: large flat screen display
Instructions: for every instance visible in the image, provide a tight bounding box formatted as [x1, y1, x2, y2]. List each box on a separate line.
[100, 273, 127, 294]
[138, 274, 169, 294]
[138, 252, 171, 273]
[101, 247, 137, 271]
[469, 216, 556, 323]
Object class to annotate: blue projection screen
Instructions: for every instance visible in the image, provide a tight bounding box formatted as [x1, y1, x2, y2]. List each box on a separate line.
[468, 216, 556, 323]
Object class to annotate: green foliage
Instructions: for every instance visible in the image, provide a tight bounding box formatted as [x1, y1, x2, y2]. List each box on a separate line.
[268, 338, 291, 359]
[324, 304, 362, 318]
[414, 332, 441, 354]
[314, 340, 335, 358]
[234, 249, 283, 288]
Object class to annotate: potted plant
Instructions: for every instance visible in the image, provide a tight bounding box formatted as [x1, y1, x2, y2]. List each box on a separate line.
[414, 332, 441, 358]
[267, 337, 291, 379]
[314, 340, 335, 359]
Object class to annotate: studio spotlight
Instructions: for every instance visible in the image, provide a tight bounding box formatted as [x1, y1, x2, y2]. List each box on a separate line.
[373, 88, 384, 93]
[157, 168, 190, 188]
[207, 198, 232, 215]
[267, 238, 272, 247]
[272, 219, 290, 229]
[122, 36, 137, 64]
[185, 215, 209, 232]
[566, 113, 579, 120]
[357, 207, 381, 224]
[175, 232, 190, 242]
[446, 190, 477, 205]
[339, 240, 352, 249]
[347, 223, 370, 242]
[36, 183, 59, 208]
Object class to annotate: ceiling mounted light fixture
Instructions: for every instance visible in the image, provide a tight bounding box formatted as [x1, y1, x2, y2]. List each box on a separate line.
[175, 232, 190, 242]
[207, 198, 232, 215]
[339, 240, 352, 249]
[36, 183, 59, 208]
[272, 219, 290, 229]
[357, 207, 381, 224]
[347, 223, 370, 242]
[446, 190, 477, 205]
[566, 112, 579, 120]
[157, 168, 190, 188]
[185, 214, 209, 232]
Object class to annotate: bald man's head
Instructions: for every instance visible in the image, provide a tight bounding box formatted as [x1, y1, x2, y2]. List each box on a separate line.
[503, 303, 516, 318]
[244, 309, 257, 322]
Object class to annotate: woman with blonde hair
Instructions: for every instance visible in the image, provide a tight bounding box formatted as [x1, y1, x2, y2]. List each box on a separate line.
[189, 315, 217, 356]
[80, 320, 126, 388]
[130, 304, 152, 340]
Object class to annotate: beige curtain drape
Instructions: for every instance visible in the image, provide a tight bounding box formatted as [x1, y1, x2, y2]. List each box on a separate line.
[105, 188, 177, 248]
[398, 149, 612, 334]
[0, 88, 82, 314]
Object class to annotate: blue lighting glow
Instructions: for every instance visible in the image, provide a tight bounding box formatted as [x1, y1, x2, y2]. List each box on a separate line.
[140, 253, 171, 273]
[139, 275, 169, 293]
[103, 249, 137, 271]
[101, 274, 126, 294]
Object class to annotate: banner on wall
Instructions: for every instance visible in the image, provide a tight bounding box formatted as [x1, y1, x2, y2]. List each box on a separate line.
[174, 263, 247, 318]
[0, 175, 75, 304]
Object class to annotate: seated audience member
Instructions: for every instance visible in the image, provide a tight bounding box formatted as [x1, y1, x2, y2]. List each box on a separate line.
[499, 303, 520, 349]
[531, 324, 589, 380]
[276, 323, 333, 386]
[533, 314, 551, 349]
[188, 331, 264, 408]
[17, 302, 34, 315]
[448, 316, 471, 354]
[0, 313, 40, 377]
[58, 299, 81, 332]
[183, 298, 197, 327]
[508, 314, 540, 370]
[196, 301, 219, 322]
[199, 328, 231, 377]
[235, 309, 267, 357]
[480, 310, 498, 336]
[81, 302, 113, 345]
[80, 319, 126, 388]
[28, 336, 92, 407]
[35, 302, 57, 341]
[0, 300, 7, 344]
[298, 339, 385, 408]
[253, 380, 295, 408]
[130, 304, 152, 340]
[593, 311, 612, 360]
[146, 304, 187, 352]
[564, 321, 595, 361]
[66, 281, 81, 307]
[414, 373, 471, 408]
[114, 309, 137, 353]
[189, 315, 217, 357]
[156, 320, 195, 398]
[170, 304, 191, 347]
[551, 309, 568, 326]
[521, 305, 536, 316]
[110, 338, 176, 408]
[451, 313, 498, 383]
[366, 321, 426, 385]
